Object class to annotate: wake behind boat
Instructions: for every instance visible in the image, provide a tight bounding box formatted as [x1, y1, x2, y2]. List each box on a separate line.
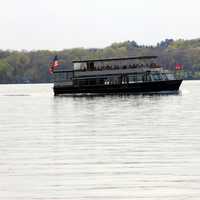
[52, 56, 182, 95]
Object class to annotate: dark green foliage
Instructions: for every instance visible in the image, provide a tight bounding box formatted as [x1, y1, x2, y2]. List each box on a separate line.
[0, 38, 200, 83]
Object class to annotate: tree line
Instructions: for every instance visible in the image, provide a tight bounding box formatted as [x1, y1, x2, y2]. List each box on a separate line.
[0, 38, 200, 84]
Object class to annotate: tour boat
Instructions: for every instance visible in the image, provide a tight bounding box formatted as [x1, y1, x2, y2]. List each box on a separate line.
[52, 56, 182, 95]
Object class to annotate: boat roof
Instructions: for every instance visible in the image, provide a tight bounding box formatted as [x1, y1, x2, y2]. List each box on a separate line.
[72, 56, 157, 63]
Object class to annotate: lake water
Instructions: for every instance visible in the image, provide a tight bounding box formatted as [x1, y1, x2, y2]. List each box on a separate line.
[0, 81, 200, 200]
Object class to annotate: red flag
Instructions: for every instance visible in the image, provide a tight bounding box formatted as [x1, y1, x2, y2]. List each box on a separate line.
[176, 64, 183, 70]
[49, 55, 59, 74]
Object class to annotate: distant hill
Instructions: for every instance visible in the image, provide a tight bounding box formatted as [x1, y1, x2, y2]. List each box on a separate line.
[0, 38, 200, 83]
[169, 38, 200, 49]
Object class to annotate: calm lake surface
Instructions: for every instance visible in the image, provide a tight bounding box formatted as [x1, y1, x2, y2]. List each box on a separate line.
[0, 81, 200, 200]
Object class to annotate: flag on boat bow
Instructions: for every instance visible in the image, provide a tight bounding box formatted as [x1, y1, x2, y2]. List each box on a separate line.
[49, 55, 59, 74]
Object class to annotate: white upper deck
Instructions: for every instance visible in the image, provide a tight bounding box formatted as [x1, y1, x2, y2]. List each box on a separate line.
[72, 56, 159, 71]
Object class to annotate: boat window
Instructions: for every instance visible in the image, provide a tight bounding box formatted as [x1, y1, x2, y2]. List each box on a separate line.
[146, 72, 151, 81]
[161, 73, 168, 80]
[136, 74, 144, 82]
[128, 74, 137, 83]
[151, 73, 162, 81]
[103, 76, 121, 85]
[74, 77, 98, 86]
[128, 73, 144, 83]
[166, 73, 175, 80]
[75, 76, 121, 86]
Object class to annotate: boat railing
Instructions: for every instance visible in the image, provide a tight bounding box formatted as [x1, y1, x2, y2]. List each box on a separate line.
[75, 63, 161, 72]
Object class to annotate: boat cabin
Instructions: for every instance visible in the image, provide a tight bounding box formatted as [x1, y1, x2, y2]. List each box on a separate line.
[53, 56, 175, 88]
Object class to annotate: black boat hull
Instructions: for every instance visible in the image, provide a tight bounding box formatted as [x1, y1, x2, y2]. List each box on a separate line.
[54, 80, 183, 95]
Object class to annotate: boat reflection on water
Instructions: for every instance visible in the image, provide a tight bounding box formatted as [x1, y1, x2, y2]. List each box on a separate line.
[54, 90, 182, 99]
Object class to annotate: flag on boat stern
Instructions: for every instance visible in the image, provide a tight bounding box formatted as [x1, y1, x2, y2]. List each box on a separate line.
[175, 63, 183, 70]
[49, 55, 59, 74]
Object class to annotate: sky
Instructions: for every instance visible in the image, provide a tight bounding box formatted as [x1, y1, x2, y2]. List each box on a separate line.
[0, 0, 199, 50]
